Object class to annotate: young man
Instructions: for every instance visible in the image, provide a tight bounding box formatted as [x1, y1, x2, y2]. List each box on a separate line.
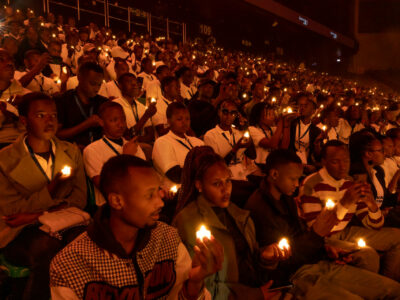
[245, 149, 400, 298]
[98, 58, 129, 100]
[178, 67, 197, 101]
[204, 99, 256, 181]
[137, 57, 156, 92]
[0, 92, 87, 300]
[50, 155, 223, 299]
[83, 101, 146, 187]
[152, 76, 181, 137]
[152, 102, 204, 183]
[113, 73, 156, 144]
[300, 140, 400, 280]
[288, 93, 322, 167]
[146, 65, 170, 101]
[55, 62, 107, 148]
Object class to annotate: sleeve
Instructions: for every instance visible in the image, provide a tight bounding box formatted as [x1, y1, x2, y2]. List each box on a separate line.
[203, 132, 225, 156]
[355, 202, 384, 229]
[98, 82, 109, 98]
[167, 243, 211, 300]
[298, 179, 323, 227]
[248, 126, 265, 147]
[152, 139, 180, 174]
[51, 287, 80, 300]
[82, 144, 104, 179]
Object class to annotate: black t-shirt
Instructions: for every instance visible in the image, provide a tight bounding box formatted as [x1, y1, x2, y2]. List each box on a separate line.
[55, 89, 108, 147]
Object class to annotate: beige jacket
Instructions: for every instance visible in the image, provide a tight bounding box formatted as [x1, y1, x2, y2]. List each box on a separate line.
[0, 135, 87, 248]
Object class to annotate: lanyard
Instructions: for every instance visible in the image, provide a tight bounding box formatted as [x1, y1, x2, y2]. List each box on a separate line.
[102, 138, 121, 156]
[175, 138, 193, 151]
[221, 131, 236, 148]
[297, 121, 311, 150]
[74, 94, 94, 141]
[114, 80, 121, 91]
[260, 126, 273, 138]
[25, 140, 55, 183]
[32, 75, 44, 92]
[131, 100, 139, 123]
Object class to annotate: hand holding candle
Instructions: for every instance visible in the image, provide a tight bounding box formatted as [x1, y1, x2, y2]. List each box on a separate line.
[357, 238, 366, 248]
[278, 238, 290, 250]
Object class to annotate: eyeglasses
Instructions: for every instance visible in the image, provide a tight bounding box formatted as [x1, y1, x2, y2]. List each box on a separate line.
[221, 109, 238, 116]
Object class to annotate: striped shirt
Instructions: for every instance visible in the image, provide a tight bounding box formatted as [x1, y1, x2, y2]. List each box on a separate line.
[299, 167, 384, 235]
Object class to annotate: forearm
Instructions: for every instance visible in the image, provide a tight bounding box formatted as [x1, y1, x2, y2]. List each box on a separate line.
[18, 69, 39, 87]
[280, 127, 291, 149]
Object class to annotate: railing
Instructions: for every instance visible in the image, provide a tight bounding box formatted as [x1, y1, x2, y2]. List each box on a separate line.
[42, 0, 186, 42]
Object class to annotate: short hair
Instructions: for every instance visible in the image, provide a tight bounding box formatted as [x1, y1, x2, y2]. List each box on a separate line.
[24, 49, 41, 60]
[156, 65, 169, 75]
[98, 101, 123, 118]
[100, 155, 152, 199]
[114, 58, 128, 70]
[166, 101, 187, 119]
[321, 140, 347, 160]
[249, 102, 271, 126]
[175, 66, 191, 79]
[161, 76, 178, 92]
[265, 149, 302, 174]
[78, 61, 103, 77]
[18, 92, 53, 117]
[118, 72, 136, 85]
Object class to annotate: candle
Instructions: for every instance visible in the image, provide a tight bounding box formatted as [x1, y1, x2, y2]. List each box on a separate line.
[52, 33, 56, 38]
[112, 35, 116, 39]
[196, 225, 211, 242]
[54, 77, 61, 84]
[320, 104, 324, 109]
[231, 124, 236, 129]
[150, 98, 157, 103]
[326, 198, 335, 210]
[278, 238, 290, 250]
[358, 238, 366, 248]
[40, 22, 44, 27]
[337, 102, 341, 107]
[152, 61, 156, 66]
[271, 97, 277, 103]
[243, 131, 250, 139]
[287, 107, 293, 114]
[317, 113, 321, 118]
[322, 125, 327, 131]
[106, 32, 109, 36]
[264, 87, 268, 92]
[355, 102, 359, 106]
[242, 93, 247, 99]
[61, 165, 71, 177]
[283, 87, 287, 92]
[71, 45, 75, 50]
[170, 185, 178, 194]
[62, 66, 68, 74]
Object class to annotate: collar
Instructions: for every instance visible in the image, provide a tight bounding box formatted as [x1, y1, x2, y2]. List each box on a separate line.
[319, 167, 347, 188]
[167, 130, 189, 142]
[119, 96, 136, 107]
[215, 124, 233, 135]
[87, 205, 152, 259]
[23, 136, 56, 156]
[161, 95, 173, 104]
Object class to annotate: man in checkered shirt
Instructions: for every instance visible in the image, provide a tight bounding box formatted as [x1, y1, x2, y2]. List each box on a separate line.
[50, 155, 223, 299]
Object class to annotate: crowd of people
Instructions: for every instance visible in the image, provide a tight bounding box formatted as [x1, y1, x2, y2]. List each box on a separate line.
[1, 4, 400, 300]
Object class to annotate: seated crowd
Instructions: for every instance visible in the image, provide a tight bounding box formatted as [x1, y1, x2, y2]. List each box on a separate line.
[1, 5, 400, 300]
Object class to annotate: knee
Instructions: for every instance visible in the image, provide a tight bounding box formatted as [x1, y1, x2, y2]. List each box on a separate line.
[353, 247, 380, 273]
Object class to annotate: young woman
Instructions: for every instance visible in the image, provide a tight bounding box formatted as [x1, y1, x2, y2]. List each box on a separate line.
[173, 146, 291, 300]
[248, 103, 282, 168]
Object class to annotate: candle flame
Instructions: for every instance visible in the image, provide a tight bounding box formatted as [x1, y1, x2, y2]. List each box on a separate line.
[358, 238, 366, 248]
[278, 238, 290, 250]
[287, 107, 293, 114]
[244, 131, 250, 139]
[322, 125, 327, 131]
[61, 165, 71, 176]
[272, 97, 277, 103]
[62, 66, 68, 74]
[151, 98, 157, 103]
[170, 185, 178, 194]
[326, 198, 335, 209]
[196, 225, 211, 242]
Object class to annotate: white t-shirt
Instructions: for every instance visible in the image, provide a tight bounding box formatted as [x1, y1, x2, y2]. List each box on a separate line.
[371, 169, 385, 207]
[138, 72, 156, 92]
[66, 76, 79, 90]
[248, 125, 275, 164]
[146, 79, 162, 100]
[83, 136, 145, 179]
[152, 96, 173, 127]
[295, 120, 311, 164]
[337, 118, 364, 144]
[180, 82, 197, 100]
[98, 80, 123, 99]
[382, 157, 398, 188]
[14, 71, 60, 95]
[113, 97, 151, 129]
[317, 123, 339, 141]
[152, 131, 204, 175]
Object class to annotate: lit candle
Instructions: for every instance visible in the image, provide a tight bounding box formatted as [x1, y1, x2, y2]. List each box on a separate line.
[192, 55, 196, 60]
[61, 165, 71, 177]
[106, 32, 109, 36]
[196, 225, 211, 242]
[54, 77, 61, 84]
[271, 97, 277, 103]
[52, 33, 56, 38]
[71, 45, 75, 50]
[231, 124, 236, 129]
[152, 61, 156, 66]
[326, 198, 336, 210]
[16, 9, 20, 13]
[358, 238, 366, 248]
[287, 107, 293, 114]
[322, 125, 327, 131]
[283, 87, 287, 92]
[243, 131, 250, 139]
[150, 98, 157, 103]
[320, 104, 324, 109]
[317, 113, 321, 118]
[62, 66, 68, 74]
[40, 22, 44, 27]
[337, 102, 341, 107]
[170, 185, 178, 194]
[278, 238, 290, 250]
[355, 102, 359, 106]
[242, 93, 247, 99]
[112, 35, 116, 39]
[264, 87, 268, 92]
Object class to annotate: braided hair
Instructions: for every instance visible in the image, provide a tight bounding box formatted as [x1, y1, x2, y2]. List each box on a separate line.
[175, 146, 227, 214]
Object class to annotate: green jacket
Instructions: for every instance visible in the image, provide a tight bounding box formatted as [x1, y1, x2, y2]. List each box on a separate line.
[173, 195, 268, 300]
[0, 135, 87, 248]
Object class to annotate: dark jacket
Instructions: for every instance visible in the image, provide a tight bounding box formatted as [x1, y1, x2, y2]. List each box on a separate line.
[245, 180, 326, 285]
[289, 117, 322, 165]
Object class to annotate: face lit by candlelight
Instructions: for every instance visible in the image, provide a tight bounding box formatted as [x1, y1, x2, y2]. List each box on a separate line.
[195, 161, 232, 208]
[270, 162, 303, 196]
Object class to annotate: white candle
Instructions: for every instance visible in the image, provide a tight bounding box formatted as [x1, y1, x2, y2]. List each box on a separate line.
[61, 165, 71, 177]
[196, 225, 211, 242]
[278, 238, 290, 250]
[272, 97, 277, 103]
[62, 66, 68, 74]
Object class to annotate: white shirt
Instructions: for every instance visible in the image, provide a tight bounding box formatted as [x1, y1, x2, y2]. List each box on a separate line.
[382, 157, 398, 188]
[337, 118, 364, 144]
[180, 82, 197, 100]
[295, 120, 311, 164]
[152, 131, 204, 175]
[113, 97, 151, 129]
[138, 72, 156, 92]
[66, 76, 79, 90]
[146, 79, 162, 100]
[248, 125, 275, 164]
[152, 95, 173, 127]
[204, 125, 250, 180]
[23, 137, 56, 180]
[83, 136, 145, 179]
[98, 80, 123, 99]
[14, 71, 60, 95]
